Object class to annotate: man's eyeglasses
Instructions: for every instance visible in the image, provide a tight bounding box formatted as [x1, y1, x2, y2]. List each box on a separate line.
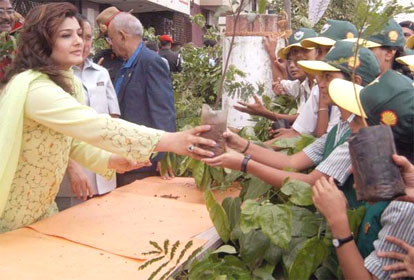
[0, 8, 15, 16]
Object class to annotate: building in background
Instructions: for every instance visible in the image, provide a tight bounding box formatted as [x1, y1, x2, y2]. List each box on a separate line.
[13, 0, 229, 46]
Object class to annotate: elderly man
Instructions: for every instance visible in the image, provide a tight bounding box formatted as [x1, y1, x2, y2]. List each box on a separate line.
[97, 9, 176, 186]
[0, 0, 13, 33]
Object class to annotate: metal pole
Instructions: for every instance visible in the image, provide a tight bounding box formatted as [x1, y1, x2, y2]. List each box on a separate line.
[284, 0, 291, 30]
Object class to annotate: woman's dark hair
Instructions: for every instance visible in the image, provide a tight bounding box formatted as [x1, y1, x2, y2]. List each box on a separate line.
[1, 3, 81, 94]
[399, 21, 414, 32]
[388, 46, 414, 79]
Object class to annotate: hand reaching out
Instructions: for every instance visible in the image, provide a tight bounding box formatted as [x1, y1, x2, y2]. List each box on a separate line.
[233, 95, 267, 117]
[108, 154, 151, 174]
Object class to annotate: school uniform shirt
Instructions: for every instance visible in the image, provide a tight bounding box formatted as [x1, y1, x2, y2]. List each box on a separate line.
[302, 118, 352, 185]
[364, 201, 414, 279]
[280, 77, 312, 114]
[292, 86, 341, 135]
[58, 59, 121, 197]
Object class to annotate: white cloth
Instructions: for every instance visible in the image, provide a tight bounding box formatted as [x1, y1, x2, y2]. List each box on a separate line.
[292, 86, 341, 135]
[280, 77, 312, 113]
[58, 59, 120, 198]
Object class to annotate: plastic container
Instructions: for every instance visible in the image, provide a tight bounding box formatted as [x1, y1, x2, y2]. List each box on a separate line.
[348, 125, 406, 202]
[199, 104, 228, 156]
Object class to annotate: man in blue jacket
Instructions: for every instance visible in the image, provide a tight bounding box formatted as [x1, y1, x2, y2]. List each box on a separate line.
[98, 9, 176, 186]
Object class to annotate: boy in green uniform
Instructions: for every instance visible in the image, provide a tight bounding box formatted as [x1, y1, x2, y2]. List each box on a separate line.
[313, 70, 414, 279]
[202, 41, 380, 204]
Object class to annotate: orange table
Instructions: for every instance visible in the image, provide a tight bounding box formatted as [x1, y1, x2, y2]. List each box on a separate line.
[0, 177, 239, 279]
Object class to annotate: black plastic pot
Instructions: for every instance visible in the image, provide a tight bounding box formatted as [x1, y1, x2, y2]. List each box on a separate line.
[348, 125, 406, 202]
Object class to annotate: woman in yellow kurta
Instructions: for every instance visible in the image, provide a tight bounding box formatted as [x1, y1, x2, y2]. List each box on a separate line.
[0, 3, 215, 233]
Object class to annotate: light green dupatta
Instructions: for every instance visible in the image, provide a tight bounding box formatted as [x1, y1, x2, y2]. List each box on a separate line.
[0, 70, 45, 216]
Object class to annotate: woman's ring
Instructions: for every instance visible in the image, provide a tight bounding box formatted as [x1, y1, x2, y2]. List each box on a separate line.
[187, 144, 194, 153]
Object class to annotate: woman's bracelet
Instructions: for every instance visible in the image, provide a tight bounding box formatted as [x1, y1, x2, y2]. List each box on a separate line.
[241, 140, 250, 153]
[318, 108, 329, 112]
[241, 154, 251, 173]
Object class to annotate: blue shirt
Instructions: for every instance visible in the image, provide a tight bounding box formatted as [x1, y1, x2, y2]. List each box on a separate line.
[114, 42, 144, 94]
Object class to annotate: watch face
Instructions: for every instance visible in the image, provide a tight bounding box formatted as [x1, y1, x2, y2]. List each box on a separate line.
[332, 239, 340, 247]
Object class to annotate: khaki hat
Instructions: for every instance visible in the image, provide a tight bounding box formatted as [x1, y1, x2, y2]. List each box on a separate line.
[396, 55, 414, 67]
[96, 7, 121, 35]
[406, 35, 414, 49]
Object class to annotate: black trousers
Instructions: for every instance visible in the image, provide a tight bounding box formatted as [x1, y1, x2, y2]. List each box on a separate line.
[116, 171, 159, 187]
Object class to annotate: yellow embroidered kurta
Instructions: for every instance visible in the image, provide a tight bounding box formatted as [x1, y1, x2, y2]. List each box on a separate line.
[0, 72, 164, 233]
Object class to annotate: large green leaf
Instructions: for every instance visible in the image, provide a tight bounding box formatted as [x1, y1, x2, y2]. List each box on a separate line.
[272, 136, 301, 149]
[210, 166, 225, 184]
[258, 0, 267, 14]
[189, 254, 251, 280]
[280, 179, 313, 206]
[200, 166, 212, 190]
[258, 204, 292, 249]
[282, 236, 307, 270]
[240, 199, 261, 233]
[263, 243, 283, 265]
[288, 236, 329, 280]
[347, 206, 366, 237]
[193, 160, 206, 187]
[244, 177, 273, 200]
[222, 197, 241, 231]
[290, 206, 321, 237]
[239, 229, 270, 267]
[204, 190, 231, 242]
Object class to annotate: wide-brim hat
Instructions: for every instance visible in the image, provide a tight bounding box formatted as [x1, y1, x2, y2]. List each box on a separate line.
[406, 35, 414, 49]
[329, 78, 366, 117]
[96, 7, 121, 35]
[396, 54, 414, 67]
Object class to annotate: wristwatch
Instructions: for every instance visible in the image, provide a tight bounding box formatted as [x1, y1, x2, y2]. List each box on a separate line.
[332, 234, 353, 248]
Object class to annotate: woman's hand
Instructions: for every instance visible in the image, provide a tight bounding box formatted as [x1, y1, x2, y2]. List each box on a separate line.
[233, 95, 267, 117]
[201, 148, 245, 170]
[312, 177, 348, 223]
[377, 235, 414, 279]
[272, 78, 286, 95]
[393, 154, 414, 188]
[108, 155, 151, 174]
[223, 130, 248, 152]
[67, 159, 93, 200]
[155, 125, 216, 159]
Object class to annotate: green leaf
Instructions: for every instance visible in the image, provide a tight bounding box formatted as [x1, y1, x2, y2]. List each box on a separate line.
[272, 136, 301, 149]
[294, 134, 316, 152]
[204, 190, 231, 242]
[200, 166, 212, 190]
[290, 206, 320, 237]
[288, 236, 329, 280]
[222, 197, 241, 231]
[263, 243, 283, 265]
[210, 167, 225, 184]
[253, 264, 276, 280]
[239, 229, 270, 267]
[282, 237, 307, 270]
[240, 199, 261, 233]
[244, 177, 272, 200]
[258, 204, 292, 249]
[193, 160, 206, 187]
[347, 206, 366, 237]
[280, 179, 313, 206]
[212, 245, 237, 255]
